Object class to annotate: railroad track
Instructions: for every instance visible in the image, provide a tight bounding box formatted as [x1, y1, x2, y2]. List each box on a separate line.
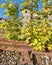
[0, 38, 32, 52]
[0, 38, 52, 54]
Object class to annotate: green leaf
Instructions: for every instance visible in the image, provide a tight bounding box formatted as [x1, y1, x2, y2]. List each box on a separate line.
[0, 3, 6, 8]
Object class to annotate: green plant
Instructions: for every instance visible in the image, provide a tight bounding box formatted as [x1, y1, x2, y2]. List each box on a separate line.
[21, 18, 52, 51]
[0, 0, 22, 40]
[21, 0, 52, 51]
